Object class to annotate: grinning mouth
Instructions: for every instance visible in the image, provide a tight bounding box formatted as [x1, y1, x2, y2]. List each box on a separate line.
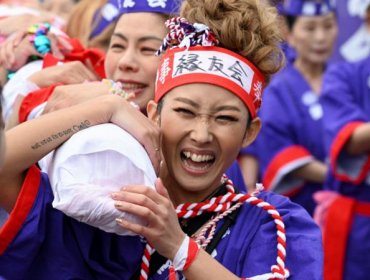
[120, 83, 146, 92]
[182, 151, 215, 162]
[181, 150, 215, 172]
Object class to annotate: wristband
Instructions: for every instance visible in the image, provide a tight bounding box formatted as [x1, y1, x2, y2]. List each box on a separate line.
[172, 235, 200, 272]
[28, 23, 51, 55]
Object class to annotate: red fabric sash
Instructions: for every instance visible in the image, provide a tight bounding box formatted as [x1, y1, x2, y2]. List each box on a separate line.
[323, 196, 370, 280]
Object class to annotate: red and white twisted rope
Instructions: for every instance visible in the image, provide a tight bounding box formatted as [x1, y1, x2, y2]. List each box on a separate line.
[139, 177, 289, 280]
[156, 17, 188, 55]
[193, 202, 243, 248]
[140, 243, 155, 280]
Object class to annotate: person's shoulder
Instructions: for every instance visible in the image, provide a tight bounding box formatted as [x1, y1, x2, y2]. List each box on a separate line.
[257, 191, 311, 215]
[325, 57, 369, 79]
[268, 64, 296, 86]
[325, 61, 348, 76]
[250, 190, 320, 233]
[234, 190, 323, 279]
[351, 56, 370, 76]
[323, 59, 369, 95]
[263, 65, 297, 101]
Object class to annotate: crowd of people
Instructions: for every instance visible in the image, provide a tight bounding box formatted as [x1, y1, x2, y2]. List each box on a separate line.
[0, 0, 368, 279]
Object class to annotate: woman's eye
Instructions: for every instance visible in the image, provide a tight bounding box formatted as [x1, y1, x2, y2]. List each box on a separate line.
[216, 115, 238, 122]
[110, 43, 125, 50]
[141, 47, 158, 55]
[324, 23, 335, 30]
[174, 108, 195, 116]
[304, 25, 315, 32]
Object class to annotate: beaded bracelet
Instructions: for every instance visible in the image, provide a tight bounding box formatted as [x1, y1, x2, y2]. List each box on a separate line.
[28, 23, 52, 55]
[102, 79, 132, 99]
[7, 23, 51, 80]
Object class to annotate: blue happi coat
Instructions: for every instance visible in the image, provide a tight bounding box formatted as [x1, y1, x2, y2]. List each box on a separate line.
[320, 57, 370, 280]
[150, 191, 323, 279]
[258, 64, 328, 215]
[0, 166, 144, 280]
[0, 166, 322, 279]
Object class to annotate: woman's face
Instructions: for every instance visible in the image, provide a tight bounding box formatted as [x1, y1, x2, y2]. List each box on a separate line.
[289, 12, 337, 65]
[148, 83, 260, 203]
[105, 13, 167, 112]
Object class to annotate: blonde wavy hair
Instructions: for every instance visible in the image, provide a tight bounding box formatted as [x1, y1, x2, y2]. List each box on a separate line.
[180, 0, 285, 82]
[66, 0, 111, 50]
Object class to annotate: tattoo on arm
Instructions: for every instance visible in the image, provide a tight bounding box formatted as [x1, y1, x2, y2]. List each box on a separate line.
[31, 120, 91, 150]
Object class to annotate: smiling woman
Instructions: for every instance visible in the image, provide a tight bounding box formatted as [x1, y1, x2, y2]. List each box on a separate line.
[152, 83, 254, 203]
[104, 12, 167, 111]
[110, 0, 323, 279]
[0, 0, 323, 279]
[0, 1, 177, 279]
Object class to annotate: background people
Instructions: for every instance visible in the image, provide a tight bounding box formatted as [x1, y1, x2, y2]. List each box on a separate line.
[319, 47, 370, 280]
[256, 0, 338, 215]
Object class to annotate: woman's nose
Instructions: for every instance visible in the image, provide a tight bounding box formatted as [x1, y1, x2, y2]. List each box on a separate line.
[118, 48, 139, 72]
[189, 117, 213, 144]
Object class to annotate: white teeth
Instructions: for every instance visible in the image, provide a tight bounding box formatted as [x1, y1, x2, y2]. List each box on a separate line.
[121, 83, 145, 90]
[183, 151, 214, 162]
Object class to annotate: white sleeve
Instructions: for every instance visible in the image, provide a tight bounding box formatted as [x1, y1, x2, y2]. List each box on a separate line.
[48, 123, 157, 236]
[2, 60, 42, 121]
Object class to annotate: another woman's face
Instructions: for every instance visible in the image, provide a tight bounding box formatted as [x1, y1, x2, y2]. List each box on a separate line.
[105, 13, 167, 112]
[157, 84, 251, 201]
[289, 12, 337, 65]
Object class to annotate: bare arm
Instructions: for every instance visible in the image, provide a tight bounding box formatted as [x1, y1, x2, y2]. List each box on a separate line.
[290, 160, 328, 184]
[0, 94, 161, 212]
[345, 123, 370, 155]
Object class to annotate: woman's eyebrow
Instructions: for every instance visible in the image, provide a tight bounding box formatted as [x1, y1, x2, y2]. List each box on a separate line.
[111, 33, 128, 41]
[111, 33, 162, 43]
[173, 97, 241, 112]
[138, 36, 163, 43]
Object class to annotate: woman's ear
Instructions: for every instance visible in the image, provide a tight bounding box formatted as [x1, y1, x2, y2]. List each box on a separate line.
[241, 117, 261, 148]
[146, 100, 160, 125]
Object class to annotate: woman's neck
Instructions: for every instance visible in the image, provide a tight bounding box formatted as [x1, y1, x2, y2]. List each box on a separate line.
[160, 170, 223, 206]
[294, 58, 325, 95]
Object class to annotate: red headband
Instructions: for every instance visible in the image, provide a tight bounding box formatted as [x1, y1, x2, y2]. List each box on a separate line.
[155, 46, 265, 118]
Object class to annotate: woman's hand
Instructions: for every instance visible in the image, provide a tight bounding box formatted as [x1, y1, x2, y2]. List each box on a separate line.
[29, 61, 99, 88]
[0, 31, 36, 71]
[113, 178, 185, 260]
[42, 81, 108, 114]
[109, 98, 161, 174]
[0, 30, 73, 71]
